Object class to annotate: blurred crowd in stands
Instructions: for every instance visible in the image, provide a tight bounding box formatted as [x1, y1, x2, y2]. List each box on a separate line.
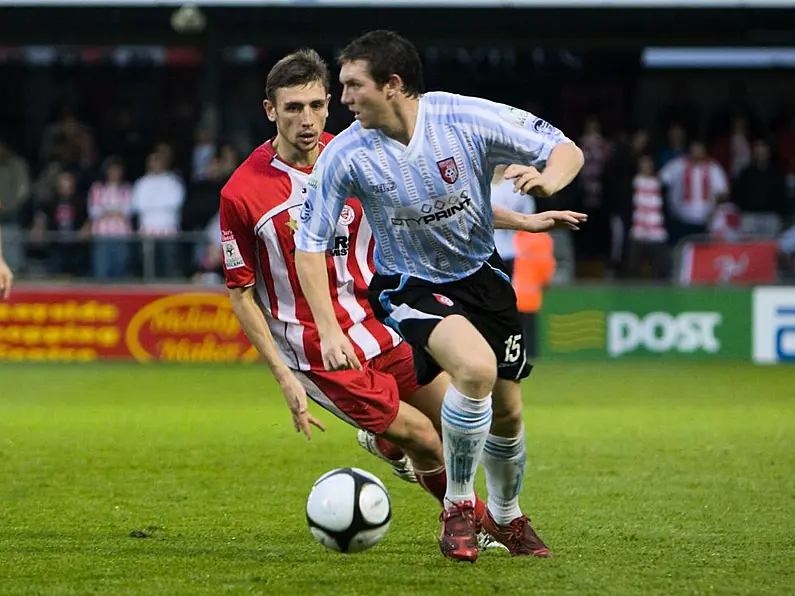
[1, 70, 794, 285]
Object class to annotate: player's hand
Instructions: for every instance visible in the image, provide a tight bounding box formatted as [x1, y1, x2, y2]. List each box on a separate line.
[504, 164, 558, 198]
[0, 257, 13, 299]
[524, 210, 588, 232]
[320, 330, 363, 372]
[278, 371, 326, 440]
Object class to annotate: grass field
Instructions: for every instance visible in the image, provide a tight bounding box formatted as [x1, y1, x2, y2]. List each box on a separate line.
[0, 361, 793, 595]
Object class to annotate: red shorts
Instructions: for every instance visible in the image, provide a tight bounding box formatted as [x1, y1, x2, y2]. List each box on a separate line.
[295, 341, 422, 435]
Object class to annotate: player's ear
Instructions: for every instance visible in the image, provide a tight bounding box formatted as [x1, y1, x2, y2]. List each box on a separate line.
[385, 74, 402, 99]
[263, 99, 277, 122]
[325, 94, 331, 108]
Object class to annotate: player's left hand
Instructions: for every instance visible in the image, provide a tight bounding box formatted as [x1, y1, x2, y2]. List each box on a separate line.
[0, 257, 13, 299]
[503, 164, 558, 197]
[523, 211, 588, 232]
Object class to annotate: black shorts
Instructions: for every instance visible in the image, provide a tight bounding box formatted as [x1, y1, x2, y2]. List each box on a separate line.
[368, 251, 533, 386]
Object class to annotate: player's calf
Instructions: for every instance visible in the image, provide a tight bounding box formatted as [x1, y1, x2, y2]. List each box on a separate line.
[378, 401, 444, 473]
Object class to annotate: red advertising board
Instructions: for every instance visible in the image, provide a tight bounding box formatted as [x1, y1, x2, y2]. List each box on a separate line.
[678, 241, 779, 285]
[0, 286, 258, 363]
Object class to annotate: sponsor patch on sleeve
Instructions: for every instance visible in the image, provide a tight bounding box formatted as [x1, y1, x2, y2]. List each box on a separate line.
[222, 238, 245, 270]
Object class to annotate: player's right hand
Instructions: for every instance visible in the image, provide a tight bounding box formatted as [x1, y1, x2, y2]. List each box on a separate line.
[279, 371, 326, 440]
[320, 330, 363, 372]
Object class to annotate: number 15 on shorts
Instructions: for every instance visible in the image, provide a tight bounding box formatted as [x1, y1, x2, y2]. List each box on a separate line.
[504, 334, 522, 363]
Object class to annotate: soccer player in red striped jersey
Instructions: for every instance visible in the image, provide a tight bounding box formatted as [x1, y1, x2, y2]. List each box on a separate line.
[221, 49, 585, 541]
[221, 49, 456, 501]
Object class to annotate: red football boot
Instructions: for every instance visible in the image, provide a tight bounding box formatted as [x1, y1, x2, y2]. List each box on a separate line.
[439, 500, 479, 562]
[480, 510, 551, 558]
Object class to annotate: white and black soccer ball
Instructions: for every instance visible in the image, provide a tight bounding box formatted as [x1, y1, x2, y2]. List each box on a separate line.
[306, 467, 391, 554]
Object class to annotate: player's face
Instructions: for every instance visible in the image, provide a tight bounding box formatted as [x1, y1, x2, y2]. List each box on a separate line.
[339, 60, 390, 129]
[265, 81, 330, 154]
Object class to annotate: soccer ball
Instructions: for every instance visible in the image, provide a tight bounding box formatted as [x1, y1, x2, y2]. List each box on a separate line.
[306, 467, 391, 554]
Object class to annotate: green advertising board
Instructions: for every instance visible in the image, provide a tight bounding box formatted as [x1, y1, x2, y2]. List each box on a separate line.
[540, 287, 752, 360]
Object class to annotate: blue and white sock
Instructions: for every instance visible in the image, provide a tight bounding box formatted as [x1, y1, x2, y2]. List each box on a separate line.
[482, 427, 526, 525]
[441, 384, 492, 508]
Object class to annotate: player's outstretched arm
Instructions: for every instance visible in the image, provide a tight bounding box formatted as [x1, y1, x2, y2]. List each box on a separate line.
[0, 225, 13, 299]
[229, 286, 325, 440]
[492, 205, 588, 232]
[295, 250, 362, 372]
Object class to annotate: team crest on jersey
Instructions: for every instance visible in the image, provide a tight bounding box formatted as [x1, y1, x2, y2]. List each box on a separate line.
[437, 157, 458, 184]
[433, 293, 454, 307]
[338, 205, 355, 226]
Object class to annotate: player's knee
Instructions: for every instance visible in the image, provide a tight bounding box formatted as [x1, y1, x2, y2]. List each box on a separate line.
[450, 351, 497, 397]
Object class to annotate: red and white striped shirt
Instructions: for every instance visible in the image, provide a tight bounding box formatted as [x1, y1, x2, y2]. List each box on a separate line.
[630, 175, 667, 243]
[219, 134, 401, 372]
[88, 181, 133, 237]
[659, 157, 729, 225]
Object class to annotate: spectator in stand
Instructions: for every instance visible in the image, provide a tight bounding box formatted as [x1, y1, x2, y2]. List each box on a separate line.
[711, 115, 752, 180]
[775, 113, 795, 206]
[32, 170, 89, 277]
[602, 128, 651, 277]
[656, 122, 688, 169]
[192, 127, 216, 181]
[132, 151, 185, 278]
[182, 155, 226, 274]
[627, 154, 670, 280]
[576, 115, 613, 276]
[659, 140, 729, 246]
[578, 115, 612, 211]
[0, 139, 31, 275]
[88, 157, 133, 279]
[732, 138, 789, 240]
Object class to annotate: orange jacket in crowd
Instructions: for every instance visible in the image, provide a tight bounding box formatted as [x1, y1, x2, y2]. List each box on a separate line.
[512, 231, 556, 313]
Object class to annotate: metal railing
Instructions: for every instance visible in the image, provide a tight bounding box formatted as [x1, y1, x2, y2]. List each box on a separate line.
[2, 229, 220, 284]
[3, 228, 792, 287]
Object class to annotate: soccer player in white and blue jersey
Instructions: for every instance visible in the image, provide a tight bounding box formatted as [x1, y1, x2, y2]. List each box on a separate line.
[295, 30, 585, 563]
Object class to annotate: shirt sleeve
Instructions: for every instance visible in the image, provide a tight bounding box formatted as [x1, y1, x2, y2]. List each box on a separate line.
[459, 96, 572, 169]
[294, 138, 358, 253]
[219, 190, 258, 289]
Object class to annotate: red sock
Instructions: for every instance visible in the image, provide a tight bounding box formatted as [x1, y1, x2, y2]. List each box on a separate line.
[416, 466, 486, 519]
[374, 437, 405, 461]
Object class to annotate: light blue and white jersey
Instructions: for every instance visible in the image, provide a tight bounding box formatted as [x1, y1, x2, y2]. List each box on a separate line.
[295, 91, 571, 284]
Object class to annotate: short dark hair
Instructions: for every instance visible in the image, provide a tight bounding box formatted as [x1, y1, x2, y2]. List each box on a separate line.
[339, 30, 424, 98]
[266, 49, 330, 104]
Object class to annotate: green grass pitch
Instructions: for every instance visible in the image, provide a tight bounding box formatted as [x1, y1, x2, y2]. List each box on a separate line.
[0, 361, 793, 595]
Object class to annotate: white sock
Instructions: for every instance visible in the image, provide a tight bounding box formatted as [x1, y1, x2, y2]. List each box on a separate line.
[441, 384, 492, 508]
[482, 427, 526, 525]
